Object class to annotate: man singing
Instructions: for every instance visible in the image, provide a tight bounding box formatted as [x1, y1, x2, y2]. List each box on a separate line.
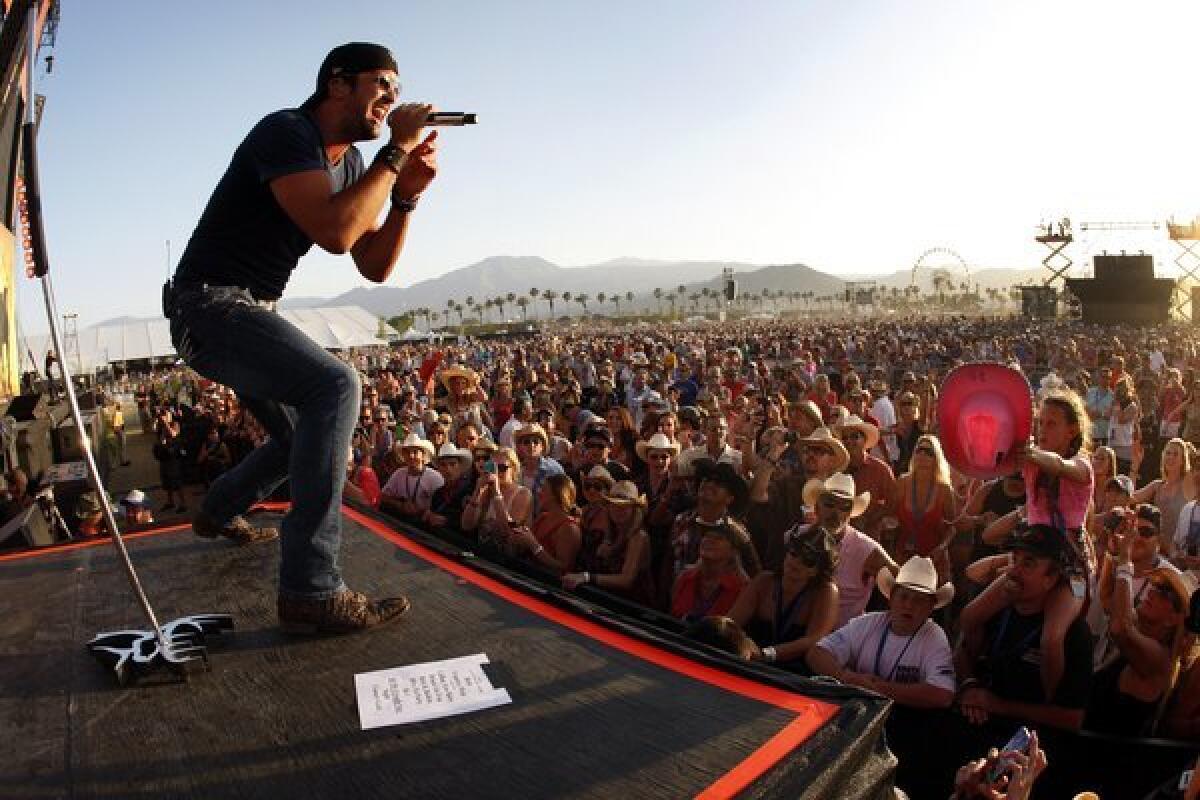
[164, 43, 437, 634]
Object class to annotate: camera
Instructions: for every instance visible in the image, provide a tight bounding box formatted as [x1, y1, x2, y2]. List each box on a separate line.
[1104, 507, 1129, 531]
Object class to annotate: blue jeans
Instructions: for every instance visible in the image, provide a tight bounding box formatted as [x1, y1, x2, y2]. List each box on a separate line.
[167, 284, 359, 597]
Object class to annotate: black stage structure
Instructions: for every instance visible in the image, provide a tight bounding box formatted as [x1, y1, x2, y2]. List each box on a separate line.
[0, 506, 897, 800]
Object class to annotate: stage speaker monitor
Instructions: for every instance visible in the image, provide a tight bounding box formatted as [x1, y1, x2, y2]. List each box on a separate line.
[1093, 253, 1154, 282]
[1020, 286, 1058, 319]
[5, 392, 47, 422]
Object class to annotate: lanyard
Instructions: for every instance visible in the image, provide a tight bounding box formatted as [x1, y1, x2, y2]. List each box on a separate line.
[688, 578, 726, 621]
[774, 579, 809, 643]
[405, 467, 426, 504]
[873, 617, 925, 681]
[988, 607, 1042, 663]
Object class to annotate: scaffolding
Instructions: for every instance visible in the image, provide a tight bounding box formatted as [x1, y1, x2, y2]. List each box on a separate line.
[1168, 217, 1200, 320]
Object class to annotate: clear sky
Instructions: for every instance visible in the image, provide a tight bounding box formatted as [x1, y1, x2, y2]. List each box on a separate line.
[15, 0, 1200, 334]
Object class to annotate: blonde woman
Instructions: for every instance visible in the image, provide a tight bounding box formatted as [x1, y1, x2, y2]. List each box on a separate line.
[460, 446, 532, 557]
[1090, 446, 1118, 511]
[1132, 438, 1195, 552]
[889, 434, 958, 577]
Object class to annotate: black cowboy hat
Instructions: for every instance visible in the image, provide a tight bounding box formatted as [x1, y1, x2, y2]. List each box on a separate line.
[695, 460, 749, 515]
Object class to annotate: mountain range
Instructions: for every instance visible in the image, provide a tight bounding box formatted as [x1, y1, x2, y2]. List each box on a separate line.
[275, 256, 1046, 320]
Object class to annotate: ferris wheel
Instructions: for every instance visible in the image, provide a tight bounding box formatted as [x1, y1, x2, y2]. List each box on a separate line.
[910, 247, 971, 290]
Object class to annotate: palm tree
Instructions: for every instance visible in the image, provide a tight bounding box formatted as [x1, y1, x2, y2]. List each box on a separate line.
[516, 296, 530, 322]
[689, 292, 701, 313]
[529, 288, 540, 319]
[492, 295, 506, 321]
[454, 302, 465, 327]
[610, 292, 621, 316]
[625, 291, 634, 314]
[562, 291, 573, 318]
[506, 291, 517, 318]
[596, 291, 607, 316]
[576, 292, 589, 316]
[653, 287, 663, 316]
[666, 294, 677, 317]
[543, 289, 558, 319]
[421, 307, 433, 330]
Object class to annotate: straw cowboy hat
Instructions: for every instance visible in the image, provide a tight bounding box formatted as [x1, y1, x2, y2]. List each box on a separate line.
[514, 422, 549, 449]
[121, 489, 150, 508]
[836, 415, 880, 452]
[802, 472, 871, 518]
[605, 480, 647, 507]
[635, 432, 681, 461]
[435, 442, 472, 467]
[877, 556, 955, 610]
[471, 438, 499, 455]
[439, 364, 479, 391]
[798, 427, 851, 473]
[399, 432, 436, 459]
[937, 362, 1033, 480]
[586, 465, 616, 486]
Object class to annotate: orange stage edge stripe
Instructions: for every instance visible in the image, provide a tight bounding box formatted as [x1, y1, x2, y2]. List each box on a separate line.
[3, 501, 842, 798]
[340, 505, 840, 799]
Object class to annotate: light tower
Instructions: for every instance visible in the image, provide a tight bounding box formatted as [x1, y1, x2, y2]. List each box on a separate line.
[1168, 217, 1200, 320]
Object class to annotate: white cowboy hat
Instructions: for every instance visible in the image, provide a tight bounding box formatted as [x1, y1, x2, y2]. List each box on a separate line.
[399, 432, 436, 459]
[439, 364, 479, 391]
[121, 489, 148, 507]
[635, 432, 681, 461]
[435, 442, 472, 467]
[802, 472, 871, 518]
[877, 556, 955, 610]
[605, 480, 647, 507]
[585, 465, 615, 485]
[835, 414, 881, 452]
[514, 422, 549, 449]
[798, 427, 851, 473]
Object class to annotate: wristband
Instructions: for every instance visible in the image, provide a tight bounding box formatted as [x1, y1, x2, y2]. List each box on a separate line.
[375, 144, 406, 174]
[391, 188, 419, 213]
[532, 544, 545, 557]
[583, 571, 591, 585]
[762, 646, 777, 663]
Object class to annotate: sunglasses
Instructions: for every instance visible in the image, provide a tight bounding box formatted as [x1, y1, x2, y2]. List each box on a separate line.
[334, 68, 401, 96]
[914, 445, 936, 456]
[584, 480, 611, 491]
[585, 443, 608, 451]
[488, 462, 510, 472]
[819, 496, 854, 513]
[648, 453, 671, 461]
[1135, 523, 1159, 538]
[473, 454, 489, 461]
[1148, 580, 1184, 611]
[807, 447, 834, 458]
[842, 431, 865, 441]
[517, 437, 541, 446]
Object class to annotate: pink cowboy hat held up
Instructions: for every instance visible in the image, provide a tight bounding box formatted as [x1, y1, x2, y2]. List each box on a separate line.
[937, 363, 1033, 480]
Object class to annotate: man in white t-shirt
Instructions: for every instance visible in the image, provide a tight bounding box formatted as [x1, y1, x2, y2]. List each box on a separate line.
[869, 380, 898, 463]
[808, 555, 956, 709]
[381, 433, 444, 522]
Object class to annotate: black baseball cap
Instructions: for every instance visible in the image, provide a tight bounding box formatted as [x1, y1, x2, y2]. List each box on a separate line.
[1006, 524, 1067, 564]
[302, 42, 398, 109]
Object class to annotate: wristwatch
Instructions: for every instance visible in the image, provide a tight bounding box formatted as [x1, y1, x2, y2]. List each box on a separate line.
[375, 144, 406, 174]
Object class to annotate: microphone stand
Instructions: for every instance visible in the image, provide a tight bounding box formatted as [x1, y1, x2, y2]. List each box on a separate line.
[17, 4, 230, 685]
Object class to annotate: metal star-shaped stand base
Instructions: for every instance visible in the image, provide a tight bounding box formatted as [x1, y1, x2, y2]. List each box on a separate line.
[87, 614, 234, 686]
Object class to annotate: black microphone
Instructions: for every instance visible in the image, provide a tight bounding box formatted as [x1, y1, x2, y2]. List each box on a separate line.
[426, 112, 477, 126]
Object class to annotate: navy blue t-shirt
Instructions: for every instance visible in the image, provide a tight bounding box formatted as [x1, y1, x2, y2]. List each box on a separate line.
[174, 108, 365, 301]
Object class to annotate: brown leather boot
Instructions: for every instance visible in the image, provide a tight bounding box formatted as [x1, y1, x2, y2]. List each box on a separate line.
[193, 512, 279, 544]
[277, 589, 410, 635]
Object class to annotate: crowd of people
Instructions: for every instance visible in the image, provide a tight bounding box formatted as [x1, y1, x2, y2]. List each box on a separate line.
[89, 316, 1200, 796]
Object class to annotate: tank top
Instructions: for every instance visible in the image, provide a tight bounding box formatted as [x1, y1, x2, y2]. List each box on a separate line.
[1084, 655, 1159, 735]
[896, 478, 946, 558]
[835, 527, 878, 627]
[1023, 457, 1093, 531]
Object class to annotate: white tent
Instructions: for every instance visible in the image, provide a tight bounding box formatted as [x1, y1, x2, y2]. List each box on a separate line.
[21, 305, 396, 369]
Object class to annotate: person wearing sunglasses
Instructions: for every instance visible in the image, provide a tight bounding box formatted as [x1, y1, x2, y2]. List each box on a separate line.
[727, 525, 839, 671]
[165, 43, 439, 634]
[799, 472, 898, 627]
[1086, 510, 1194, 735]
[460, 447, 532, 557]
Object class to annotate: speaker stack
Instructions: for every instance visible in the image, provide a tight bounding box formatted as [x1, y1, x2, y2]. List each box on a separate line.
[1065, 253, 1173, 326]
